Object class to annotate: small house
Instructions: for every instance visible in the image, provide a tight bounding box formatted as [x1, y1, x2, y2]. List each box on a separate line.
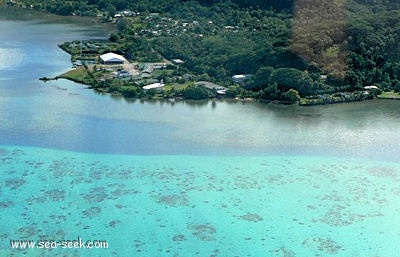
[195, 81, 225, 91]
[172, 59, 184, 65]
[142, 64, 155, 74]
[232, 74, 252, 83]
[195, 81, 226, 96]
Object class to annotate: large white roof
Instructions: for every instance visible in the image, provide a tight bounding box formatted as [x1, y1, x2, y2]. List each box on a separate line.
[100, 52, 126, 63]
[142, 83, 165, 90]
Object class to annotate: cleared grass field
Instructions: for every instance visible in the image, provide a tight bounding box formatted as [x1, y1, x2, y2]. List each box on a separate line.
[378, 91, 400, 99]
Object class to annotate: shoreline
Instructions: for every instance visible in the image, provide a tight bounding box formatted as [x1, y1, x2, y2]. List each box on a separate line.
[49, 42, 392, 106]
[9, 5, 390, 106]
[43, 71, 399, 107]
[4, 3, 400, 106]
[44, 67, 394, 106]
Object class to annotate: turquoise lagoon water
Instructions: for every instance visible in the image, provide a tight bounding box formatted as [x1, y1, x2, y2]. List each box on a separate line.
[1, 8, 400, 257]
[1, 146, 400, 257]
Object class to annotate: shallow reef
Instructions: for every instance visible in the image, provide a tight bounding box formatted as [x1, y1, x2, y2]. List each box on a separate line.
[1, 146, 400, 256]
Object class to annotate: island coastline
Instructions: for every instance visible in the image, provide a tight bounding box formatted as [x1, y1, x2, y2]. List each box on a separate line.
[3, 2, 400, 105]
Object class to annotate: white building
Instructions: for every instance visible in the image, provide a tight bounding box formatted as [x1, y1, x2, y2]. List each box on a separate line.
[100, 52, 126, 64]
[232, 74, 252, 83]
[142, 82, 165, 90]
[172, 59, 184, 64]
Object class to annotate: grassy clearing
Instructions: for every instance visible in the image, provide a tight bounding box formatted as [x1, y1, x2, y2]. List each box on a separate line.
[165, 82, 190, 91]
[377, 91, 400, 99]
[58, 67, 93, 85]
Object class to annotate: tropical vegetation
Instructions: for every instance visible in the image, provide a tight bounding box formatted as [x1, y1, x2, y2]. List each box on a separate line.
[3, 0, 400, 104]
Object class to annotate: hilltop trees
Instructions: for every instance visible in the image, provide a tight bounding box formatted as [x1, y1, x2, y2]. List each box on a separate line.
[345, 10, 400, 90]
[269, 68, 314, 96]
[291, 0, 347, 78]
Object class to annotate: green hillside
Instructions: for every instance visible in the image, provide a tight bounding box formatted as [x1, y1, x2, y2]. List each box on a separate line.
[4, 0, 400, 102]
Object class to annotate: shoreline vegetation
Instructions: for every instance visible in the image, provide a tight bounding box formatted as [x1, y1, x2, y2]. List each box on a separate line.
[4, 0, 400, 105]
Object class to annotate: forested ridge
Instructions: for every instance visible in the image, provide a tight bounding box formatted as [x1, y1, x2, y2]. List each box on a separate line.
[4, 0, 400, 102]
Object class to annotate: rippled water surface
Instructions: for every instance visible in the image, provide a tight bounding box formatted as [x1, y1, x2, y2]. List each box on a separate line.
[1, 8, 399, 257]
